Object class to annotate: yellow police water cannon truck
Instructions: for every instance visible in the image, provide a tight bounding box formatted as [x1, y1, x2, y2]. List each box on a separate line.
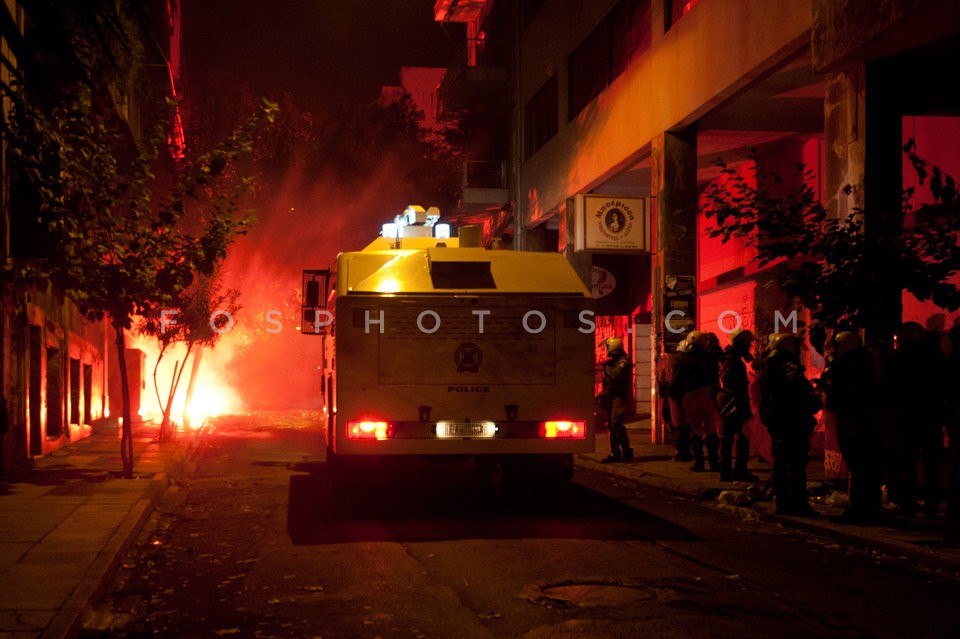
[301, 207, 595, 494]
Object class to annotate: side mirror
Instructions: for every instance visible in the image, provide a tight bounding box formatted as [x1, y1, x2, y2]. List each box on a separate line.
[301, 270, 331, 335]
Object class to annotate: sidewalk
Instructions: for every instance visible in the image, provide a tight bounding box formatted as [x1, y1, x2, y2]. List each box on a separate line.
[578, 421, 960, 576]
[0, 421, 195, 639]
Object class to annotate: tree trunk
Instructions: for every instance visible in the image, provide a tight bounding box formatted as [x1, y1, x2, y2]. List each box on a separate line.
[115, 324, 134, 478]
[152, 341, 170, 425]
[159, 360, 179, 442]
[160, 343, 193, 441]
[183, 346, 204, 429]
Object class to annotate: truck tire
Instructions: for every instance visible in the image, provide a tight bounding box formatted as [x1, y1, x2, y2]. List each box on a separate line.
[489, 454, 573, 497]
[327, 451, 380, 507]
[326, 448, 354, 504]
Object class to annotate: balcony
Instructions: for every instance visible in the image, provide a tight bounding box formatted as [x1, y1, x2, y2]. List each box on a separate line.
[449, 159, 509, 222]
[437, 55, 508, 118]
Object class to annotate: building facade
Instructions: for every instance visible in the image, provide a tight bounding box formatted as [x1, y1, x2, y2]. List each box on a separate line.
[436, 0, 960, 441]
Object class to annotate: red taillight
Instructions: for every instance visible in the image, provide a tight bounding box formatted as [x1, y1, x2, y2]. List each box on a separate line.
[540, 420, 587, 439]
[346, 420, 392, 440]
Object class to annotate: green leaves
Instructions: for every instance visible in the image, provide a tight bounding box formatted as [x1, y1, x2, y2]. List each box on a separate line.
[4, 18, 278, 332]
[701, 146, 960, 331]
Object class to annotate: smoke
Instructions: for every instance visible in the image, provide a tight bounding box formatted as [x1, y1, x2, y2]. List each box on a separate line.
[176, 0, 457, 413]
[134, 153, 420, 417]
[200, 157, 421, 411]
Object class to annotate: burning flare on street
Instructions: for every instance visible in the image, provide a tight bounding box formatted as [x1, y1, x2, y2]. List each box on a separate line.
[131, 332, 244, 431]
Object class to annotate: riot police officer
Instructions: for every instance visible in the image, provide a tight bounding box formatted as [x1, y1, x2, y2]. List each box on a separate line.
[758, 333, 822, 516]
[718, 329, 759, 482]
[672, 331, 722, 472]
[886, 321, 945, 518]
[600, 337, 634, 463]
[665, 339, 693, 462]
[821, 330, 884, 523]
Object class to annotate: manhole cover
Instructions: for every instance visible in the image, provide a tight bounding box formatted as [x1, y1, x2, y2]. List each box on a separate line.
[539, 582, 655, 607]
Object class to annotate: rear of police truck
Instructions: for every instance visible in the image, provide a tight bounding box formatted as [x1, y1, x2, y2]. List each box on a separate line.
[303, 219, 595, 492]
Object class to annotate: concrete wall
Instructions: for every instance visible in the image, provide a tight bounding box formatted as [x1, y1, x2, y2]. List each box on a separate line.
[812, 0, 960, 71]
[519, 0, 811, 223]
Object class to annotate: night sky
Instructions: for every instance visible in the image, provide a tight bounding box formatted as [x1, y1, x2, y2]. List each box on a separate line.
[178, 1, 457, 411]
[182, 0, 455, 111]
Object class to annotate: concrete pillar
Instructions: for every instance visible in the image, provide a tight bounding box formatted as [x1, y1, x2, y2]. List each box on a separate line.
[650, 126, 698, 443]
[824, 60, 905, 342]
[861, 60, 904, 342]
[822, 66, 865, 222]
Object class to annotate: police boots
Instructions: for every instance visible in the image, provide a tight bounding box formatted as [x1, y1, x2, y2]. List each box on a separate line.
[673, 426, 694, 462]
[720, 434, 735, 481]
[690, 435, 705, 472]
[705, 433, 720, 472]
[733, 435, 759, 481]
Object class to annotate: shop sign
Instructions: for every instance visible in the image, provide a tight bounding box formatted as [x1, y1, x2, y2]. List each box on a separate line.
[592, 266, 616, 299]
[574, 195, 650, 252]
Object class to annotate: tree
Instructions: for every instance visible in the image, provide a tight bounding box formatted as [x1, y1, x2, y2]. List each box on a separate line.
[7, 89, 276, 475]
[140, 272, 241, 441]
[2, 1, 277, 476]
[260, 91, 462, 222]
[700, 144, 960, 344]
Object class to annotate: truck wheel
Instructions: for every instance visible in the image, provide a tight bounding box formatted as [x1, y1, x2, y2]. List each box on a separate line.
[492, 459, 522, 497]
[326, 449, 354, 505]
[489, 455, 573, 499]
[549, 454, 575, 482]
[526, 455, 573, 501]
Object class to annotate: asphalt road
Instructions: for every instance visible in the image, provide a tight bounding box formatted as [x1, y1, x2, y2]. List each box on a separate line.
[81, 413, 960, 638]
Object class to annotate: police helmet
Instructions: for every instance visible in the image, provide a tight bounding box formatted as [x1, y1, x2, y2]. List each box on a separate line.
[767, 333, 800, 354]
[685, 330, 704, 346]
[730, 329, 754, 347]
[605, 337, 623, 354]
[896, 321, 926, 345]
[832, 331, 861, 354]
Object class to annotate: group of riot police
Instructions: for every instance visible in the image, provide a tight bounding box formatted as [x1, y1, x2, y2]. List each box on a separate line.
[663, 328, 835, 516]
[600, 317, 959, 532]
[665, 329, 779, 486]
[818, 321, 960, 527]
[656, 320, 960, 525]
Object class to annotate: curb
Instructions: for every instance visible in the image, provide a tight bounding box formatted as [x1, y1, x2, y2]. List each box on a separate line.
[750, 507, 960, 576]
[576, 456, 702, 499]
[576, 455, 960, 577]
[40, 429, 200, 639]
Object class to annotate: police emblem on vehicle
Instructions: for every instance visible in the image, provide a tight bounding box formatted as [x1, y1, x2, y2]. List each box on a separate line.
[454, 342, 483, 373]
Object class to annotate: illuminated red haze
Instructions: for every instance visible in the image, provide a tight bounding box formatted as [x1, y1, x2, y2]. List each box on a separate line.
[205, 166, 397, 413]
